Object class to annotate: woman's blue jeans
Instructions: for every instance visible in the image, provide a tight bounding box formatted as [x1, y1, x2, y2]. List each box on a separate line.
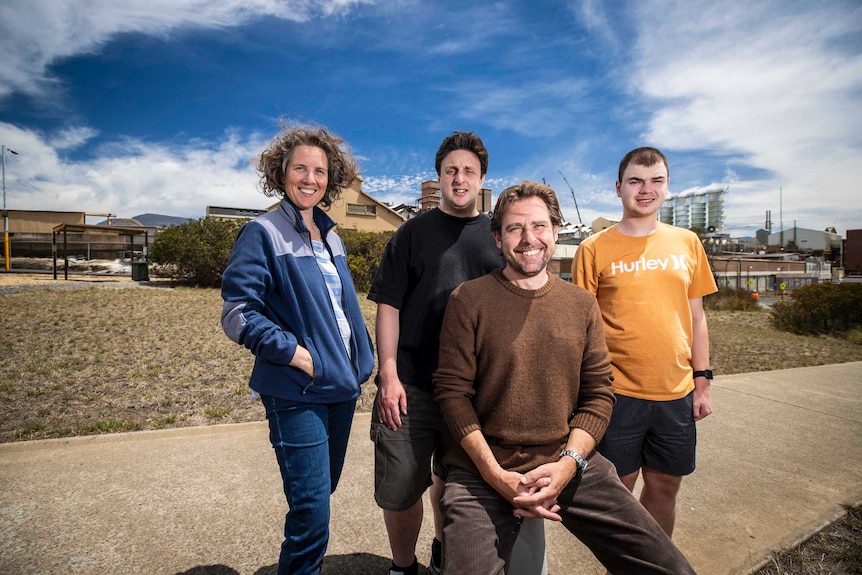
[260, 395, 357, 575]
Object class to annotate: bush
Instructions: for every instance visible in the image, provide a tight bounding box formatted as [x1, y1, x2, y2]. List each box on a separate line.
[151, 217, 245, 287]
[704, 287, 762, 311]
[846, 328, 862, 345]
[151, 218, 393, 290]
[339, 229, 393, 292]
[770, 282, 862, 335]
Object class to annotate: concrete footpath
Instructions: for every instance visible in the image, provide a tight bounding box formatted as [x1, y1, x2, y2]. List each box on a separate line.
[1, 362, 860, 575]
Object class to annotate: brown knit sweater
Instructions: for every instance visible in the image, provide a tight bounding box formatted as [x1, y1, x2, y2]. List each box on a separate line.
[434, 269, 615, 475]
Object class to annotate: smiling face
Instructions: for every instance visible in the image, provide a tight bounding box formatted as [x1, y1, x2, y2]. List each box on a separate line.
[438, 149, 485, 217]
[616, 161, 668, 220]
[494, 195, 559, 286]
[283, 145, 329, 214]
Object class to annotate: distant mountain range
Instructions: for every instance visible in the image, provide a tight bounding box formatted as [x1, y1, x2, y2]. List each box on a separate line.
[96, 213, 193, 227]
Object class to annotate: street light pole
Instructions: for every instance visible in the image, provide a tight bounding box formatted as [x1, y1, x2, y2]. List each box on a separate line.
[2, 144, 19, 272]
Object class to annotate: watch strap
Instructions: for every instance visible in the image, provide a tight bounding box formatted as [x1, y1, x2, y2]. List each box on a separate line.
[693, 369, 714, 380]
[559, 449, 588, 478]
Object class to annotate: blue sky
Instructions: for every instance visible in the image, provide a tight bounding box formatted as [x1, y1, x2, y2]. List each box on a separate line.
[1, 0, 859, 237]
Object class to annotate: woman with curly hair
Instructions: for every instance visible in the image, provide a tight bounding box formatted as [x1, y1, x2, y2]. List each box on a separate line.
[221, 124, 375, 575]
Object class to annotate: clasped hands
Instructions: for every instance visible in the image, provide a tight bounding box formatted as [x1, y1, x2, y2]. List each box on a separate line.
[491, 460, 577, 522]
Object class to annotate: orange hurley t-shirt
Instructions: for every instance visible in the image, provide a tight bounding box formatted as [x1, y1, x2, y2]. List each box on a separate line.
[573, 223, 718, 400]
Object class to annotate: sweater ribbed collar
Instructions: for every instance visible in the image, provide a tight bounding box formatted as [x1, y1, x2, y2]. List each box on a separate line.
[491, 268, 557, 298]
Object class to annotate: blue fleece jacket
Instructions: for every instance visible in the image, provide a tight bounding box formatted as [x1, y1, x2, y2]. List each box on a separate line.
[221, 199, 375, 403]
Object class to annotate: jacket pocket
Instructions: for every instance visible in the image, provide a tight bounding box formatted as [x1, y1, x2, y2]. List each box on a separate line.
[300, 337, 323, 393]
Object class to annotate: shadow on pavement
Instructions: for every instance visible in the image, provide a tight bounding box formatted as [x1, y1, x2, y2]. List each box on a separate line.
[173, 553, 400, 575]
[175, 566, 239, 575]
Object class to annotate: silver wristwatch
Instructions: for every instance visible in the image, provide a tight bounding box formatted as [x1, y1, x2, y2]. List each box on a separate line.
[560, 449, 588, 478]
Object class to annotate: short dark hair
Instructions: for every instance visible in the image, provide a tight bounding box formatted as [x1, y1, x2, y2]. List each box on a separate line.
[256, 122, 358, 208]
[435, 131, 489, 177]
[491, 181, 563, 233]
[617, 147, 669, 184]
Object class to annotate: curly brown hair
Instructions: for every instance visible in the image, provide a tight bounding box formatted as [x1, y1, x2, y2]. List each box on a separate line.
[256, 123, 359, 208]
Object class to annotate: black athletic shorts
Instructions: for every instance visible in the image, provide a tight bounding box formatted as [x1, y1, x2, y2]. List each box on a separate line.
[598, 392, 696, 477]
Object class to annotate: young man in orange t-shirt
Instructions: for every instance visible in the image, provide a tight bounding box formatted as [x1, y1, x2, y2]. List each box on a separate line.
[572, 147, 717, 537]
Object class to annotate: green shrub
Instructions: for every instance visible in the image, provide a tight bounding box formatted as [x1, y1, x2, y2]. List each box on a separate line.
[339, 229, 394, 292]
[151, 217, 393, 290]
[846, 328, 862, 345]
[770, 282, 862, 335]
[704, 287, 761, 311]
[151, 217, 245, 287]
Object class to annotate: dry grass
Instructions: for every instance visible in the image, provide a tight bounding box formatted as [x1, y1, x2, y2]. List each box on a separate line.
[0, 283, 379, 443]
[707, 310, 862, 374]
[2, 284, 862, 443]
[752, 503, 862, 575]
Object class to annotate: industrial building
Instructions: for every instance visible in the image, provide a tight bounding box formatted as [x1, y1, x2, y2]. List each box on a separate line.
[766, 226, 842, 255]
[845, 229, 862, 277]
[659, 185, 727, 232]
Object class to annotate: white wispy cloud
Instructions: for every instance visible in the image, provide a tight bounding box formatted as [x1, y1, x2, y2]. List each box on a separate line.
[361, 173, 434, 206]
[0, 0, 373, 100]
[572, 0, 619, 53]
[0, 121, 271, 218]
[439, 77, 593, 137]
[364, 2, 516, 56]
[53, 127, 100, 151]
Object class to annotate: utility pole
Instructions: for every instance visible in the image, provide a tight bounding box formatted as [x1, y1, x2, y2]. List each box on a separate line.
[779, 187, 783, 251]
[2, 145, 19, 272]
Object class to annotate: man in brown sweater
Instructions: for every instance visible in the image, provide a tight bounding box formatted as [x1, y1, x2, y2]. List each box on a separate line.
[434, 181, 695, 575]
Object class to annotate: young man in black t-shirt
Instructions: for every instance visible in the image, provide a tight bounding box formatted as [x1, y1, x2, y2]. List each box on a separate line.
[369, 131, 504, 575]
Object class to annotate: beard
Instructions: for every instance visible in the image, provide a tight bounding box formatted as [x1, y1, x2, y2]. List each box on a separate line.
[504, 245, 551, 278]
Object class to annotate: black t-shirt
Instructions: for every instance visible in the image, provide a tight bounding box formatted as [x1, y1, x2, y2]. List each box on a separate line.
[368, 208, 504, 392]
